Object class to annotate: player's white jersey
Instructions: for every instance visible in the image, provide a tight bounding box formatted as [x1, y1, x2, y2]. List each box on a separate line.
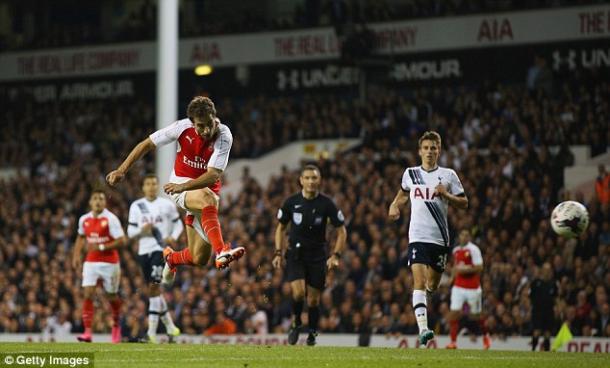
[400, 166, 465, 247]
[128, 197, 184, 255]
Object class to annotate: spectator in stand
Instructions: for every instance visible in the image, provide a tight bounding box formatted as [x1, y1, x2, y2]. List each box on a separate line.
[595, 164, 609, 206]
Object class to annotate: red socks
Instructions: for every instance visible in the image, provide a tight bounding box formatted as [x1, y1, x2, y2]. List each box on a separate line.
[82, 299, 93, 331]
[450, 320, 459, 342]
[109, 299, 122, 327]
[168, 248, 194, 267]
[165, 206, 224, 268]
[201, 206, 225, 254]
[480, 318, 487, 335]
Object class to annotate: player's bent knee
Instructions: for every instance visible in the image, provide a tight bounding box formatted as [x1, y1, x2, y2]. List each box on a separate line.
[186, 189, 217, 210]
[293, 290, 305, 301]
[200, 189, 218, 207]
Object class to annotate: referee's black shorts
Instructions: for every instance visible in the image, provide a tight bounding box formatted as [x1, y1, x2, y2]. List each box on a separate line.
[532, 309, 555, 332]
[284, 251, 326, 290]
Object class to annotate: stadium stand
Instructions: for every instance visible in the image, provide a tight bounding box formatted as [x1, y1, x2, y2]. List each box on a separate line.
[0, 67, 607, 339]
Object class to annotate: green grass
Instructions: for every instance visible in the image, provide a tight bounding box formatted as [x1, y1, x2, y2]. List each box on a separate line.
[0, 343, 608, 368]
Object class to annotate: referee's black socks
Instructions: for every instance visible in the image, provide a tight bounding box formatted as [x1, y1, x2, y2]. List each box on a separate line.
[293, 299, 304, 326]
[308, 306, 320, 333]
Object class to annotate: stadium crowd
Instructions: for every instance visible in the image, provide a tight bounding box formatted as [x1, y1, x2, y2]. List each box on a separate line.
[0, 70, 608, 342]
[3, 0, 607, 51]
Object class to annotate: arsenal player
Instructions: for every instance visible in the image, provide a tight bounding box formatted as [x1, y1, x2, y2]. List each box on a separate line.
[446, 229, 490, 349]
[72, 189, 127, 343]
[106, 96, 245, 285]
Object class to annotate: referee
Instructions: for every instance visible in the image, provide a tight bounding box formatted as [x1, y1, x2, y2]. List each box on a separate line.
[530, 262, 558, 351]
[273, 164, 347, 346]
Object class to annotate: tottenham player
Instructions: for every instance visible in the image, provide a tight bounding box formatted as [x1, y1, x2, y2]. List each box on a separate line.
[446, 229, 490, 349]
[388, 131, 468, 348]
[273, 165, 347, 346]
[128, 174, 183, 343]
[106, 96, 245, 284]
[72, 190, 127, 343]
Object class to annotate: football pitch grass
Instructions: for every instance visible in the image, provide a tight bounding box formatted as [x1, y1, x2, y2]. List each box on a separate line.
[1, 343, 608, 368]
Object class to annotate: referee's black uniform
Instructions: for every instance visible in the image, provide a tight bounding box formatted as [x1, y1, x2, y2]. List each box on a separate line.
[530, 277, 558, 351]
[277, 192, 345, 289]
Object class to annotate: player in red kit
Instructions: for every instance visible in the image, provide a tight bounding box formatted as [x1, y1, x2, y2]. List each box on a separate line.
[446, 229, 490, 349]
[72, 190, 127, 343]
[106, 96, 245, 285]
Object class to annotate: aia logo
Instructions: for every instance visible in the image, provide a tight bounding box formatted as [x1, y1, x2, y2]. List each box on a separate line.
[413, 187, 439, 200]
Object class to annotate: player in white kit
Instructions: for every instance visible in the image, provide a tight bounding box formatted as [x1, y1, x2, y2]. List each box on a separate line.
[388, 131, 468, 347]
[106, 96, 245, 285]
[128, 174, 183, 343]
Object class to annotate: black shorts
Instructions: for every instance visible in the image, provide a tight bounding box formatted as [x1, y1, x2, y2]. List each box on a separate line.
[532, 309, 555, 332]
[137, 251, 164, 284]
[407, 242, 450, 273]
[285, 252, 326, 290]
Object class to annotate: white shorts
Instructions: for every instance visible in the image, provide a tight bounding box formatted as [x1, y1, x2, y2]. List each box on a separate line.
[450, 286, 482, 314]
[168, 190, 216, 243]
[82, 262, 121, 293]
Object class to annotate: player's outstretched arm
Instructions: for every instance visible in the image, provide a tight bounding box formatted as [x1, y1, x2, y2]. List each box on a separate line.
[388, 189, 409, 221]
[106, 138, 156, 186]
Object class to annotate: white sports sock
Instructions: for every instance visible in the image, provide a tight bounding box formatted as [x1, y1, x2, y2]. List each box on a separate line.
[159, 295, 177, 332]
[413, 289, 428, 334]
[148, 296, 162, 337]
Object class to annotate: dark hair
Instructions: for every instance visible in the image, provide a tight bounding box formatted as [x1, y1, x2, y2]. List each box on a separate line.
[142, 173, 158, 183]
[187, 96, 216, 122]
[418, 131, 442, 148]
[301, 164, 321, 176]
[90, 188, 106, 197]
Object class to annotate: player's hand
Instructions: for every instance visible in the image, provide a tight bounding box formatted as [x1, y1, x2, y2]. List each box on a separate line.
[272, 255, 283, 269]
[388, 203, 400, 221]
[106, 169, 125, 186]
[164, 182, 186, 195]
[86, 242, 101, 252]
[327, 255, 340, 270]
[71, 255, 82, 270]
[141, 223, 153, 236]
[434, 183, 448, 198]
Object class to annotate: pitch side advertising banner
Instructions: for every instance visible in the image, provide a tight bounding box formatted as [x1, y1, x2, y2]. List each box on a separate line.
[0, 333, 608, 353]
[0, 5, 608, 81]
[232, 38, 607, 93]
[0, 74, 155, 102]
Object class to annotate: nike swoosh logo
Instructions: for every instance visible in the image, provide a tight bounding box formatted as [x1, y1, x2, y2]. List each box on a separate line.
[295, 205, 302, 208]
